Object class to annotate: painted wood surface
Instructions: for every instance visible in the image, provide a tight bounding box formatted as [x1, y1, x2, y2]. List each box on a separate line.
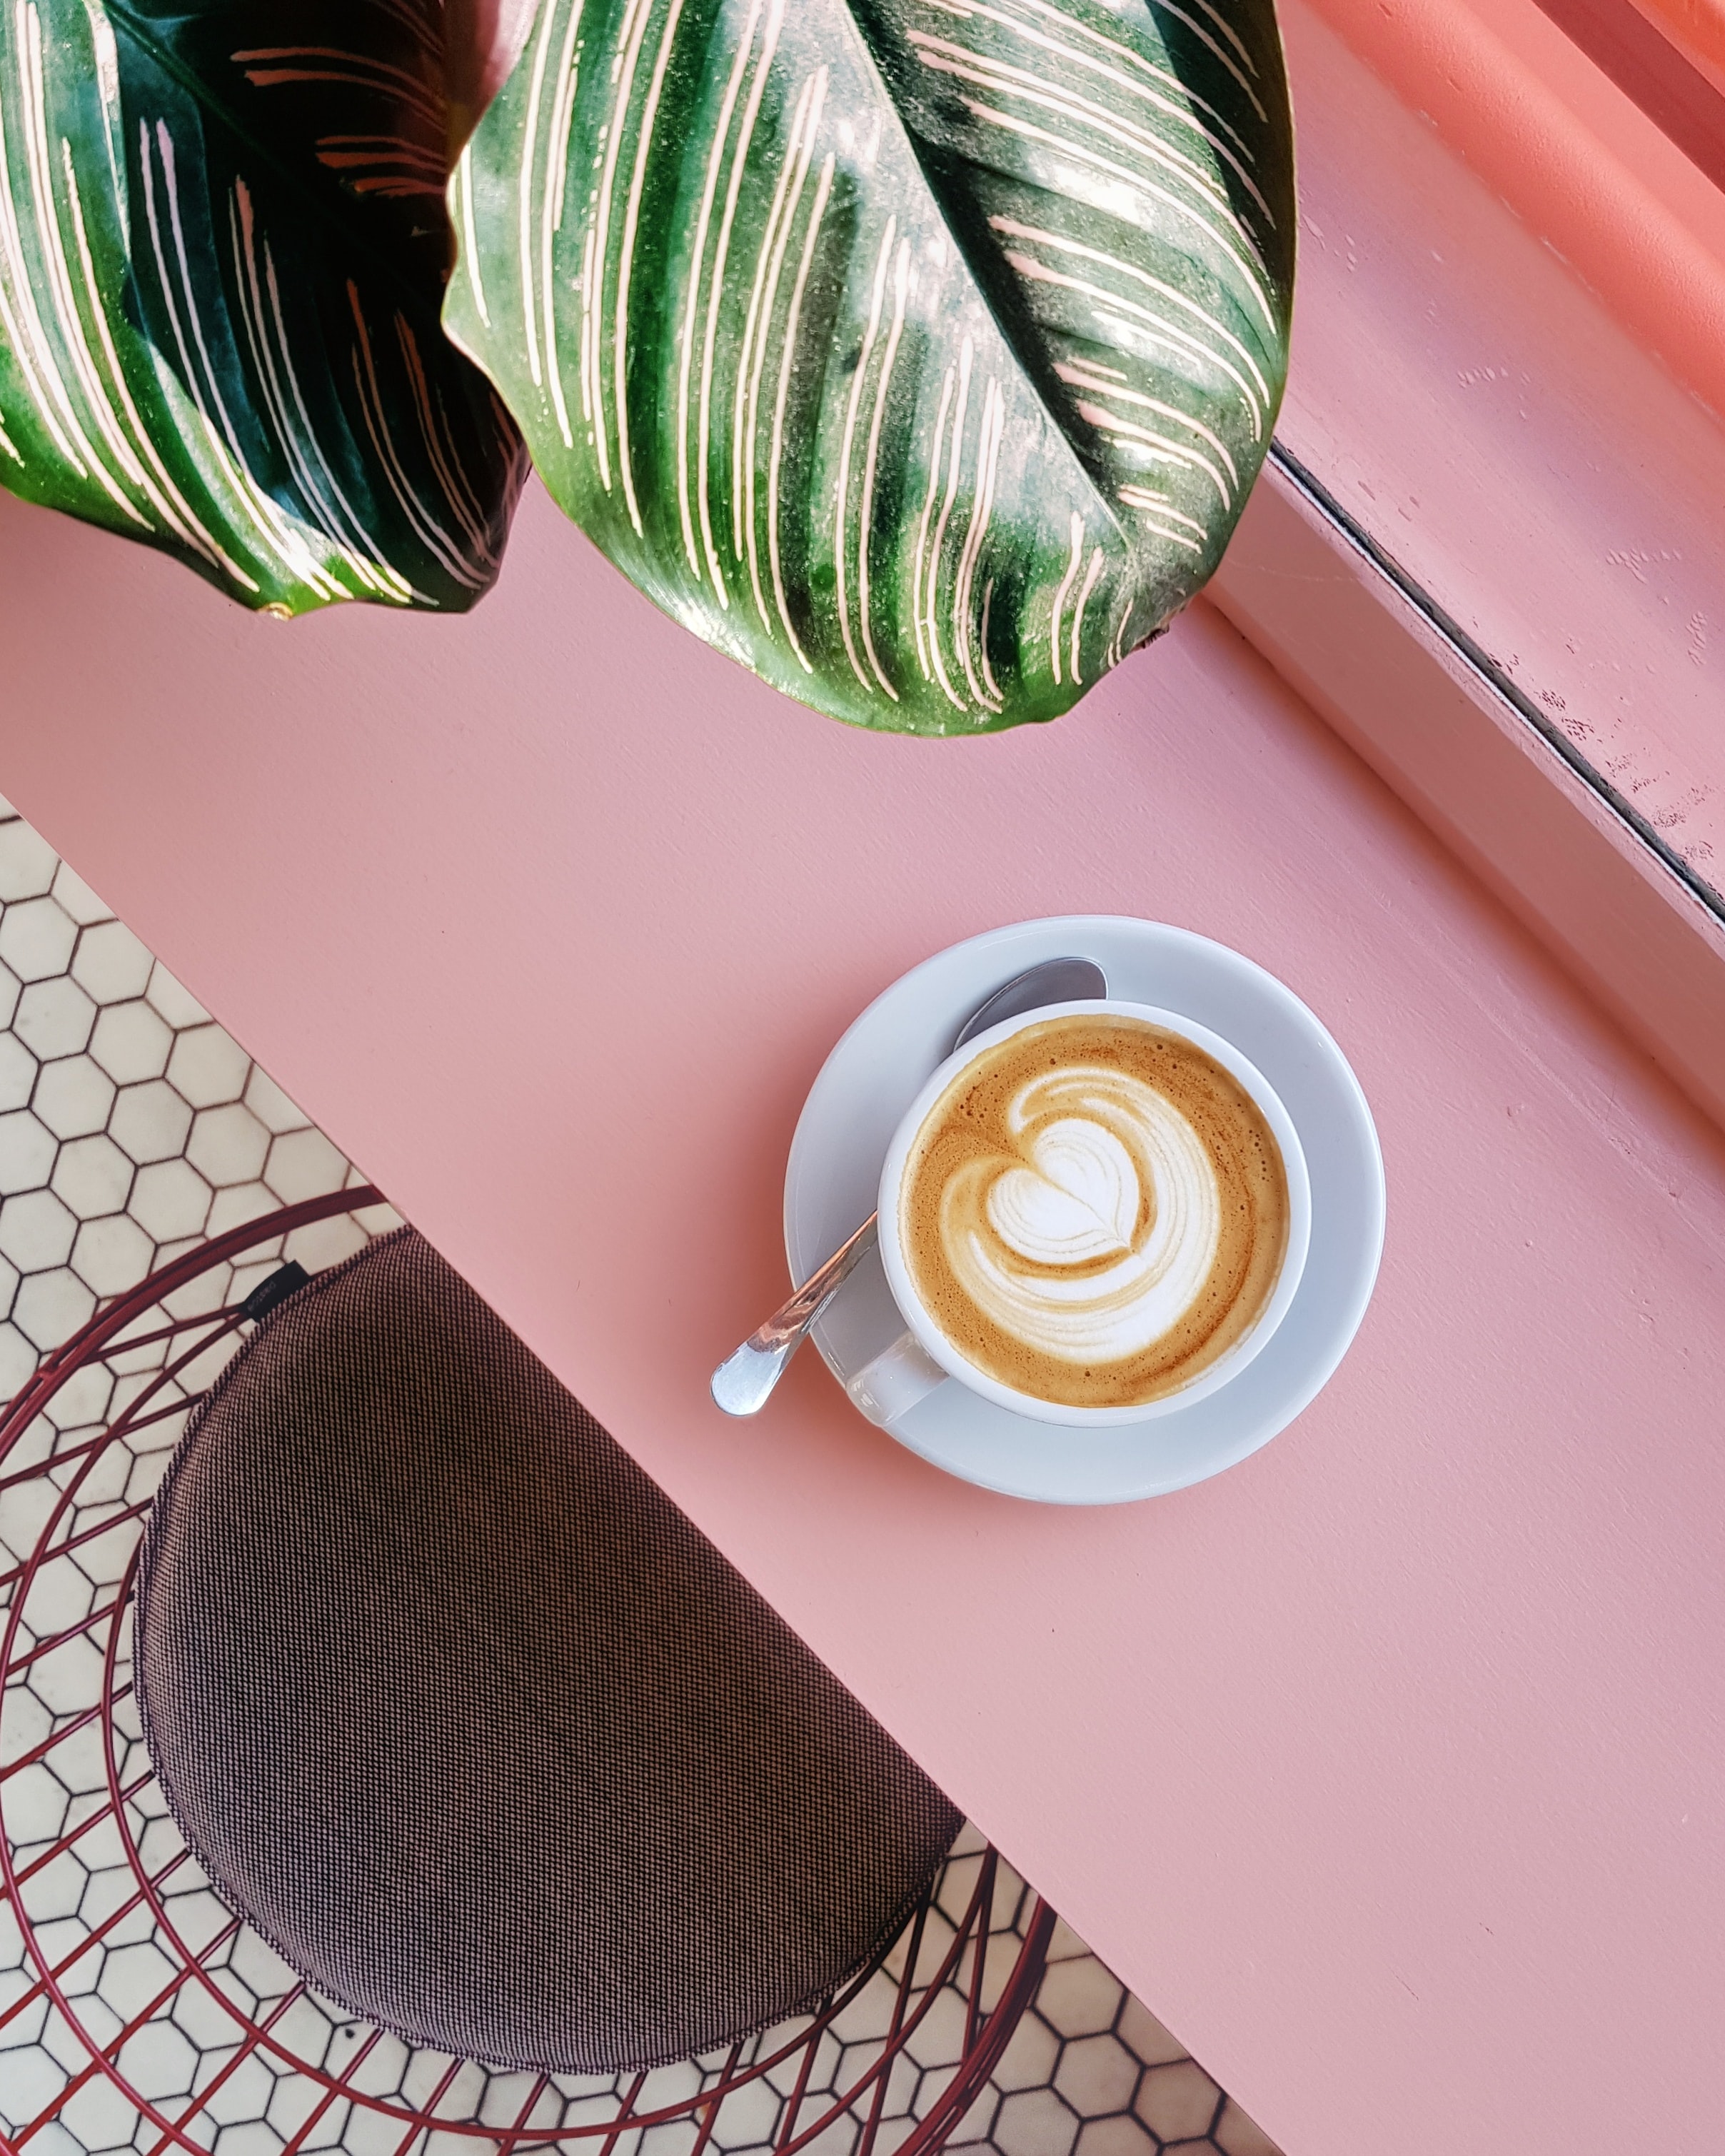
[1534, 0, 1725, 188]
[1279, 0, 1725, 891]
[2, 471, 1723, 2156]
[1629, 0, 1725, 92]
[1303, 0, 1725, 421]
[1209, 459, 1725, 1135]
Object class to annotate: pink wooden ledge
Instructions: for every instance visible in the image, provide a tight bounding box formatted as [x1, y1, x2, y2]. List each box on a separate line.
[2, 473, 1722, 2156]
[1305, 0, 1725, 422]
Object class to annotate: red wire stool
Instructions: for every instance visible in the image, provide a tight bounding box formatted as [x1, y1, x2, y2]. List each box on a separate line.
[0, 1191, 1054, 2156]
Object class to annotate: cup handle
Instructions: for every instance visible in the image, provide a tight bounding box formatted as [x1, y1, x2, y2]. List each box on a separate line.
[846, 1331, 950, 1427]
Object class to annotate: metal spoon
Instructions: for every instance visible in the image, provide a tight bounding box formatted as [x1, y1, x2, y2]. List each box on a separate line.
[710, 956, 1107, 1415]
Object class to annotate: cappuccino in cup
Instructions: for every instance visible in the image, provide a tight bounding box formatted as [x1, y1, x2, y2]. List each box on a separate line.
[897, 1013, 1292, 1411]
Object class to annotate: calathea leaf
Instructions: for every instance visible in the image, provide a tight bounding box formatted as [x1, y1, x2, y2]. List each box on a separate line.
[0, 0, 527, 613]
[446, 0, 1292, 731]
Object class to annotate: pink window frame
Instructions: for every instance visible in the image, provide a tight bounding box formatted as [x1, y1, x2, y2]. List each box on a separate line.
[1208, 0, 1725, 1135]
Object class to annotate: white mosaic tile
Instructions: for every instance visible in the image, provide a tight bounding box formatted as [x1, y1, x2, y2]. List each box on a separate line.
[12, 1260, 96, 1348]
[0, 803, 1284, 2156]
[262, 1125, 349, 1205]
[0, 895, 79, 982]
[0, 1185, 76, 1269]
[0, 1035, 35, 1113]
[243, 1065, 310, 1135]
[107, 1079, 193, 1165]
[144, 962, 210, 1031]
[129, 1158, 213, 1244]
[0, 1108, 55, 1195]
[0, 820, 58, 901]
[33, 1056, 117, 1142]
[15, 976, 96, 1061]
[186, 1101, 271, 1187]
[89, 998, 173, 1085]
[69, 1213, 156, 1298]
[69, 921, 154, 1007]
[49, 861, 112, 929]
[51, 1135, 134, 1222]
[166, 1023, 252, 1110]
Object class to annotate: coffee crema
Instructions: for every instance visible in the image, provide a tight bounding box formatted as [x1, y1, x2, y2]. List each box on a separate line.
[900, 1015, 1289, 1409]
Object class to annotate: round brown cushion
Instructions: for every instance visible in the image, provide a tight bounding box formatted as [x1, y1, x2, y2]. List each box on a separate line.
[135, 1229, 958, 2072]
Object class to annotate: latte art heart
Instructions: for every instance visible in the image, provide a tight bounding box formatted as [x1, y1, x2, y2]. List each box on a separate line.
[987, 1119, 1140, 1265]
[901, 1015, 1290, 1410]
[952, 1075, 1221, 1365]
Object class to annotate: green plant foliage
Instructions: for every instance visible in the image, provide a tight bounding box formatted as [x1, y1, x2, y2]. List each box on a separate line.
[448, 0, 1293, 731]
[0, 0, 527, 613]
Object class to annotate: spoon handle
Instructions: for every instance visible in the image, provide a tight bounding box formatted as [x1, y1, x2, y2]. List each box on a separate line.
[710, 1214, 880, 1415]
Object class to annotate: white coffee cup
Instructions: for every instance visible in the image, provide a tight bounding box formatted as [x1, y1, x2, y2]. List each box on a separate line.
[848, 1001, 1313, 1429]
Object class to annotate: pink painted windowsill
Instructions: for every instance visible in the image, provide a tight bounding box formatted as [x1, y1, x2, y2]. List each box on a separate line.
[1, 471, 1721, 2156]
[1280, 0, 1725, 883]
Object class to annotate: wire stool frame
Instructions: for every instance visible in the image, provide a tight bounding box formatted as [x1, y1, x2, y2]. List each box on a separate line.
[0, 1192, 1054, 2156]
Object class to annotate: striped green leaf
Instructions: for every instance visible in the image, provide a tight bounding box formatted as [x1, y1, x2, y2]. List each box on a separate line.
[0, 0, 527, 614]
[446, 0, 1293, 731]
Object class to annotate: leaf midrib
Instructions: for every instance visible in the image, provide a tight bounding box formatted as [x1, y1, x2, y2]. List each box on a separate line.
[105, 0, 441, 314]
[839, 0, 1129, 549]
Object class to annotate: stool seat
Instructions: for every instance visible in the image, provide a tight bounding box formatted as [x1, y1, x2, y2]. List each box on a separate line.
[136, 1229, 960, 2073]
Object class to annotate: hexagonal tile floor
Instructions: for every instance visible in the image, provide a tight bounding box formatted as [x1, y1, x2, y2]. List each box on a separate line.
[0, 795, 1283, 2156]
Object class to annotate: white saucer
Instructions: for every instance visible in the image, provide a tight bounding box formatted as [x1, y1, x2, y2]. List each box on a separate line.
[783, 918, 1385, 1504]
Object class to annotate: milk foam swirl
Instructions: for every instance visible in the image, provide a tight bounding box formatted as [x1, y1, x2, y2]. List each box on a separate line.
[904, 1013, 1290, 1408]
[939, 1064, 1222, 1366]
